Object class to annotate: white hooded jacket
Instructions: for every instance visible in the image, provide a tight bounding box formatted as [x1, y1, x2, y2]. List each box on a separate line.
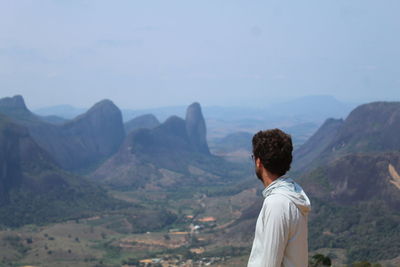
[247, 177, 311, 267]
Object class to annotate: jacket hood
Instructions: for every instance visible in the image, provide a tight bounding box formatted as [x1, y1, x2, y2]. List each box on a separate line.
[262, 177, 311, 215]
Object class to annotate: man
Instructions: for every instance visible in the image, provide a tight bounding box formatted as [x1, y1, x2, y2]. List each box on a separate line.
[248, 129, 311, 267]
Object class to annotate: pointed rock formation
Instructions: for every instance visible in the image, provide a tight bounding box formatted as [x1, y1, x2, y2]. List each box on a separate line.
[185, 102, 210, 154]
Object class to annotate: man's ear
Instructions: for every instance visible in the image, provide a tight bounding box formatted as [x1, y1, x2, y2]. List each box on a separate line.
[256, 158, 262, 168]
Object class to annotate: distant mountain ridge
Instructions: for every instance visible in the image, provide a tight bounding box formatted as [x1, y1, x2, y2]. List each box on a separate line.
[265, 95, 354, 121]
[0, 95, 125, 172]
[35, 104, 87, 119]
[118, 95, 356, 122]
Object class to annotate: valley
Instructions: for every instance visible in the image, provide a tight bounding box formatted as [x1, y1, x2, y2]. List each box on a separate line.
[0, 180, 258, 267]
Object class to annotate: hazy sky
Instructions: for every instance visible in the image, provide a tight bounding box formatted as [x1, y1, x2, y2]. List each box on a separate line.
[0, 0, 399, 109]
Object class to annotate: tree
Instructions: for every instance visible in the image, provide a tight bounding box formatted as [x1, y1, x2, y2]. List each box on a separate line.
[310, 254, 332, 267]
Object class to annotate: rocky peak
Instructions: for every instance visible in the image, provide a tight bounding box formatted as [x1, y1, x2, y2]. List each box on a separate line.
[342, 101, 400, 132]
[330, 101, 400, 153]
[62, 99, 125, 162]
[185, 102, 209, 154]
[66, 99, 123, 126]
[0, 95, 40, 123]
[78, 99, 120, 120]
[293, 101, 400, 173]
[0, 95, 28, 110]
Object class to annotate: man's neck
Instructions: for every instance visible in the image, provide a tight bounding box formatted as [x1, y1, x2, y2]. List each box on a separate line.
[262, 172, 280, 187]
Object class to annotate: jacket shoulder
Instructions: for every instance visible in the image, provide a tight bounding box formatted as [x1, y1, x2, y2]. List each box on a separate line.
[264, 193, 292, 206]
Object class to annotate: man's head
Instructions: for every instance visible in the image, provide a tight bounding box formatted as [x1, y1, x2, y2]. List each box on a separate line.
[252, 129, 293, 182]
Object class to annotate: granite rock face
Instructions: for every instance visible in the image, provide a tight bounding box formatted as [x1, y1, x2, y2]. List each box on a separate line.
[185, 102, 210, 154]
[63, 99, 125, 159]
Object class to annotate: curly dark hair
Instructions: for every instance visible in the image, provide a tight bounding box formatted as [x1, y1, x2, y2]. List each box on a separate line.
[252, 129, 293, 177]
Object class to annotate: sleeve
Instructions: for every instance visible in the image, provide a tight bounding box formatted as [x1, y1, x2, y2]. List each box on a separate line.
[248, 196, 290, 267]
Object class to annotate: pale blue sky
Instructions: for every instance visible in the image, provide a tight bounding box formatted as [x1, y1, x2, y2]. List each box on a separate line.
[0, 0, 399, 109]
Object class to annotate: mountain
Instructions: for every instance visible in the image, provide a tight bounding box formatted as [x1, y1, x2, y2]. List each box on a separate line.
[124, 114, 160, 134]
[0, 114, 122, 227]
[293, 102, 400, 172]
[0, 95, 125, 172]
[91, 102, 238, 188]
[293, 101, 400, 261]
[324, 102, 400, 154]
[60, 99, 125, 162]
